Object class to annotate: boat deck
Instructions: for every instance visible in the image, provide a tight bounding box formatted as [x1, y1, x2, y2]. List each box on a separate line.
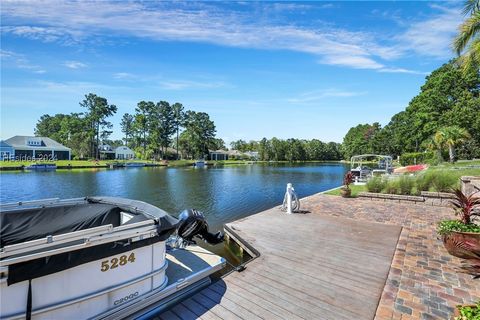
[106, 245, 224, 320]
[156, 203, 402, 320]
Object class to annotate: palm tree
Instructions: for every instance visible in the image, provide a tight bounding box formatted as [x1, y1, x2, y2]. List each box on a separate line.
[424, 135, 444, 163]
[434, 126, 471, 163]
[453, 0, 480, 71]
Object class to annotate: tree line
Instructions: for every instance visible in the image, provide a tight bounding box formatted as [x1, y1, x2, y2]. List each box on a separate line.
[341, 59, 480, 162]
[35, 93, 223, 160]
[229, 138, 342, 161]
[34, 93, 343, 162]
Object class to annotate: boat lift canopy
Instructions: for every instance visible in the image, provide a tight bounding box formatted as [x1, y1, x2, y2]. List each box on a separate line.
[350, 154, 393, 181]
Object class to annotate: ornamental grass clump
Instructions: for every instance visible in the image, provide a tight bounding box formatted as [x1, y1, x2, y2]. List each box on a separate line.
[384, 179, 399, 194]
[398, 176, 415, 195]
[416, 172, 434, 192]
[366, 176, 386, 193]
[432, 172, 458, 192]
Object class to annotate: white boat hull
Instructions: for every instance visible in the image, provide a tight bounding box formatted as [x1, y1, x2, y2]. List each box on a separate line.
[1, 242, 167, 320]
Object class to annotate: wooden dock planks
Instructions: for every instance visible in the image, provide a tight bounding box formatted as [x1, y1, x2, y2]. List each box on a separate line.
[158, 206, 401, 320]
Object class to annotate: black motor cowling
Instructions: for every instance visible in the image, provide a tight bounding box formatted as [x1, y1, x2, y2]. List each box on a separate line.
[177, 209, 224, 245]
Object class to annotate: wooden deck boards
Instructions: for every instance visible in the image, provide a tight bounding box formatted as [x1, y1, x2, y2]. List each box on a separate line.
[158, 206, 402, 320]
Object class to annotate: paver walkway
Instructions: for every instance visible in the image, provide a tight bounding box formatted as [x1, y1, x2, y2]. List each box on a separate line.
[302, 194, 480, 319]
[158, 194, 480, 320]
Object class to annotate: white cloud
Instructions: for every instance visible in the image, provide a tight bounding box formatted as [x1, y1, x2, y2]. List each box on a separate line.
[1, 49, 46, 73]
[395, 4, 462, 58]
[379, 68, 429, 75]
[0, 1, 461, 72]
[270, 3, 314, 11]
[288, 89, 367, 103]
[113, 72, 136, 80]
[1, 26, 69, 43]
[159, 80, 227, 90]
[63, 60, 87, 69]
[319, 56, 384, 70]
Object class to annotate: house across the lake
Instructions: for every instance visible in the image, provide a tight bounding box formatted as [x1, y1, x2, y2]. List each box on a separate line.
[0, 136, 71, 161]
[115, 146, 135, 160]
[209, 150, 229, 161]
[99, 145, 135, 160]
[99, 144, 115, 160]
[244, 151, 259, 160]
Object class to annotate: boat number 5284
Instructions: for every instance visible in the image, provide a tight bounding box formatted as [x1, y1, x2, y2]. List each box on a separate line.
[101, 253, 136, 272]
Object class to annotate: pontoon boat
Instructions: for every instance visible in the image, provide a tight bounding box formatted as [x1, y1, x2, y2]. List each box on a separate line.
[0, 197, 225, 320]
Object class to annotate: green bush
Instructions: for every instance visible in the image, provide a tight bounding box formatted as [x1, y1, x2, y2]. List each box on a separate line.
[454, 301, 480, 320]
[416, 173, 434, 192]
[398, 176, 415, 195]
[438, 220, 480, 235]
[400, 152, 435, 166]
[431, 172, 458, 192]
[384, 179, 399, 194]
[366, 176, 386, 193]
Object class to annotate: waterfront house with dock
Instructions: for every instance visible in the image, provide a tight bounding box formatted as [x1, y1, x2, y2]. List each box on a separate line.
[0, 136, 71, 161]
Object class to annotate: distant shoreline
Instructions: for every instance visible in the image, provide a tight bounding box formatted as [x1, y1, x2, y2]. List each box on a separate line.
[0, 159, 346, 171]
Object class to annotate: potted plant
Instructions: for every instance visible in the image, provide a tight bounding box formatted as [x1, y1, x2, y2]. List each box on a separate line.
[340, 171, 354, 198]
[438, 189, 480, 260]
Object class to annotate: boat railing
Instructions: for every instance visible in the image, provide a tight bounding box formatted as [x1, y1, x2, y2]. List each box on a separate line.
[0, 220, 157, 267]
[0, 197, 86, 211]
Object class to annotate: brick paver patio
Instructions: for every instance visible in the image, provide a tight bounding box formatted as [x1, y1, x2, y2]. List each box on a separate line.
[302, 194, 480, 320]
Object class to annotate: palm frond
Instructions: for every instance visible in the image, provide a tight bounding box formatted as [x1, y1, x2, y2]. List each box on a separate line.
[463, 0, 480, 16]
[458, 36, 480, 72]
[453, 11, 480, 54]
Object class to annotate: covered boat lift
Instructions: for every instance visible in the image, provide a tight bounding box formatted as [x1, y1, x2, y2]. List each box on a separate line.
[350, 154, 393, 183]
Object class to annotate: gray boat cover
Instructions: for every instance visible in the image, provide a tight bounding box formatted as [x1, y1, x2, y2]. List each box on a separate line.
[0, 197, 180, 285]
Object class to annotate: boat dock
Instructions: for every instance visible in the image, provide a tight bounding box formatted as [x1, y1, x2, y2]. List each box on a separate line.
[157, 194, 480, 320]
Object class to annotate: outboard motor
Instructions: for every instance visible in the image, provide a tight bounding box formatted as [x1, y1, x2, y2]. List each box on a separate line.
[175, 209, 224, 246]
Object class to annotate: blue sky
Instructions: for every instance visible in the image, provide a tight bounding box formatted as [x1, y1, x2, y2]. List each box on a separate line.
[0, 1, 463, 144]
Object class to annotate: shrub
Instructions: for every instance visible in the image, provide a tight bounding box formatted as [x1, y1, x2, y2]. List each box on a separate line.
[431, 172, 458, 192]
[454, 301, 480, 320]
[343, 171, 354, 189]
[398, 176, 415, 195]
[384, 179, 399, 194]
[438, 220, 480, 235]
[416, 173, 434, 192]
[400, 152, 435, 166]
[366, 176, 386, 193]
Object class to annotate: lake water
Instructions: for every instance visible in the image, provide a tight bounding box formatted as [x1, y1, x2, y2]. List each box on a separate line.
[0, 163, 347, 263]
[0, 163, 347, 228]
